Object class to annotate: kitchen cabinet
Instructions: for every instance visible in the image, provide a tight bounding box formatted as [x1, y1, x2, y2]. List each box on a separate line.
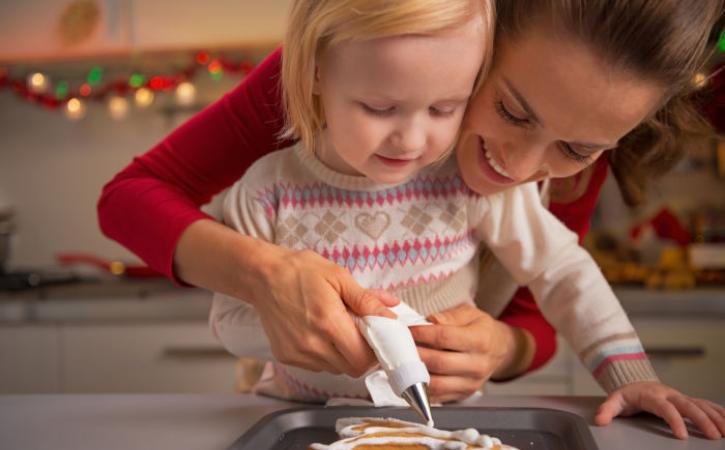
[0, 325, 61, 393]
[131, 0, 290, 51]
[490, 316, 725, 398]
[1, 321, 239, 394]
[0, 0, 131, 62]
[631, 317, 725, 397]
[0, 0, 289, 62]
[61, 322, 238, 393]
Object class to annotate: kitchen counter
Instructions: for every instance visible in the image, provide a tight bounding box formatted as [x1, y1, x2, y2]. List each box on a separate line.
[0, 394, 722, 450]
[1, 278, 724, 323]
[0, 279, 213, 323]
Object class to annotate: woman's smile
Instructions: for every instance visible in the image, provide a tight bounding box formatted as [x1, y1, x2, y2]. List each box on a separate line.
[476, 137, 516, 184]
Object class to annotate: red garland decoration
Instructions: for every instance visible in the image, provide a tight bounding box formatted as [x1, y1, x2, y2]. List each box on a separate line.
[0, 51, 256, 112]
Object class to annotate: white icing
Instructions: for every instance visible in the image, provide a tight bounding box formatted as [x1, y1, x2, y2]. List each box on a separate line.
[311, 417, 519, 450]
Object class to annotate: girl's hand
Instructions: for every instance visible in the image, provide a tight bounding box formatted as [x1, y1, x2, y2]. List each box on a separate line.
[595, 382, 725, 440]
[410, 303, 524, 403]
[253, 247, 399, 377]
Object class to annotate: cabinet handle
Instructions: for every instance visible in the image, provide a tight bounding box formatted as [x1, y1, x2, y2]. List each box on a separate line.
[161, 347, 235, 360]
[645, 346, 706, 359]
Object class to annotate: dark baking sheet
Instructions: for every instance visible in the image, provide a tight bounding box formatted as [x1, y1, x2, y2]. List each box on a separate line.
[228, 406, 599, 449]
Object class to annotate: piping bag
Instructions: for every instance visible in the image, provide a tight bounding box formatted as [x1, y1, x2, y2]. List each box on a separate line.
[355, 302, 435, 426]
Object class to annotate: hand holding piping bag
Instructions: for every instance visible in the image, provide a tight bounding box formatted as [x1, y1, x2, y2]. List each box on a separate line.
[354, 301, 435, 426]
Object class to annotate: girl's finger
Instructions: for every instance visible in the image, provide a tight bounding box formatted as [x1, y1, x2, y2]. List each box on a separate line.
[670, 396, 721, 440]
[691, 398, 725, 437]
[416, 346, 487, 379]
[644, 396, 688, 440]
[594, 392, 625, 426]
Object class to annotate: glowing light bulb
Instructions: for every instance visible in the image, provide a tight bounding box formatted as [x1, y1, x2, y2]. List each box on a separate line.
[134, 87, 154, 108]
[108, 95, 129, 120]
[27, 72, 49, 94]
[692, 72, 708, 89]
[64, 97, 86, 120]
[175, 81, 196, 106]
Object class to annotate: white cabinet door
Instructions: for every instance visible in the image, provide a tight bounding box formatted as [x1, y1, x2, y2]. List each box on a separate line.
[61, 322, 238, 393]
[130, 0, 291, 50]
[633, 318, 725, 398]
[486, 336, 574, 396]
[0, 325, 61, 393]
[0, 0, 130, 62]
[570, 317, 725, 397]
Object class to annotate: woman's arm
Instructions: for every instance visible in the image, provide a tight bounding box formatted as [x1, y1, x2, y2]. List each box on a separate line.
[97, 49, 398, 377]
[98, 48, 289, 282]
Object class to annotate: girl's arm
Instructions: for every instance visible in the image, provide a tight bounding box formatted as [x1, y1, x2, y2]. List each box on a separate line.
[496, 156, 609, 376]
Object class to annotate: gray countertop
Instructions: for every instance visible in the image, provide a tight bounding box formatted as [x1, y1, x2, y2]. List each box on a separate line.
[0, 394, 722, 450]
[1, 279, 724, 323]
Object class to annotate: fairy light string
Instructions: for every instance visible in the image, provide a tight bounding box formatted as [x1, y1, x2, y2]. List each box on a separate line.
[0, 51, 257, 120]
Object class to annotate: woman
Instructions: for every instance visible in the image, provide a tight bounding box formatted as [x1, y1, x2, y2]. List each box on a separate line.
[99, 0, 723, 439]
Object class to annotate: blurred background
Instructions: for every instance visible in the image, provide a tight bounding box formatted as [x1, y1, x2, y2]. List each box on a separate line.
[0, 1, 723, 399]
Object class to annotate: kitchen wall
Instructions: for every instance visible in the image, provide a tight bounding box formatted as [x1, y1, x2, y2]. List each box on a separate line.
[0, 76, 237, 269]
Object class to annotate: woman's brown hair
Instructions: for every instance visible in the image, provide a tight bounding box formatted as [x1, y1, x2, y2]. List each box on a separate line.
[497, 0, 723, 206]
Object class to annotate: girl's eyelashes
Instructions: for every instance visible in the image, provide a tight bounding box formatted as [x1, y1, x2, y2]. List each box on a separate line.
[559, 142, 593, 164]
[429, 105, 457, 117]
[360, 102, 459, 118]
[495, 100, 530, 127]
[360, 102, 395, 116]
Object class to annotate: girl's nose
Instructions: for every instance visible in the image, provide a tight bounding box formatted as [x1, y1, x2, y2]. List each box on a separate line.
[391, 118, 426, 152]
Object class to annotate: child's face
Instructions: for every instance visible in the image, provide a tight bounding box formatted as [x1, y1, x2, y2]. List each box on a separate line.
[456, 26, 665, 196]
[314, 17, 487, 185]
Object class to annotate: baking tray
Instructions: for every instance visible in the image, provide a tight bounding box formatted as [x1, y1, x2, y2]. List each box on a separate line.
[228, 406, 599, 449]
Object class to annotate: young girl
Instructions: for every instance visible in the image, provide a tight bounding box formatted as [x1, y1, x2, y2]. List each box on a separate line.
[211, 0, 493, 398]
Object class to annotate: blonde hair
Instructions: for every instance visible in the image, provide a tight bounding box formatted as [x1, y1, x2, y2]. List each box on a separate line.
[281, 0, 494, 153]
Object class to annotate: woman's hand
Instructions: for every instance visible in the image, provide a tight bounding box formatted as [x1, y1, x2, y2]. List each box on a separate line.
[595, 382, 725, 440]
[410, 303, 528, 403]
[252, 246, 399, 377]
[174, 220, 398, 378]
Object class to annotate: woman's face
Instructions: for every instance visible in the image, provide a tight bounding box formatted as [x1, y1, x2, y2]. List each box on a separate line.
[456, 26, 666, 196]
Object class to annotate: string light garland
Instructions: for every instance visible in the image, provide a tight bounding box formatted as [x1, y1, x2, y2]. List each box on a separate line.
[0, 51, 257, 120]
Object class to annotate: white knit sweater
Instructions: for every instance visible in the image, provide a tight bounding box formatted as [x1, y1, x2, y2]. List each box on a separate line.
[210, 144, 657, 400]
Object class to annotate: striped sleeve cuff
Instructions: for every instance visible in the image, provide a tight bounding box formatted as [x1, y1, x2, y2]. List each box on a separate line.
[580, 334, 659, 393]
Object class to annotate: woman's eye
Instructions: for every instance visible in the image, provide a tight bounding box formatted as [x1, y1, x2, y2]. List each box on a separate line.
[495, 100, 530, 127]
[559, 142, 592, 164]
[361, 103, 395, 116]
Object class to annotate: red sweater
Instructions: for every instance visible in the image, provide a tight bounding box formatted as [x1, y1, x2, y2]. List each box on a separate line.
[98, 48, 608, 374]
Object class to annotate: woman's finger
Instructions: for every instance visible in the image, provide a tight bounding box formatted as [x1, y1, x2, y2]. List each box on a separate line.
[325, 310, 377, 377]
[670, 396, 721, 440]
[417, 346, 487, 379]
[428, 303, 481, 326]
[691, 398, 725, 437]
[427, 374, 481, 402]
[411, 322, 481, 353]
